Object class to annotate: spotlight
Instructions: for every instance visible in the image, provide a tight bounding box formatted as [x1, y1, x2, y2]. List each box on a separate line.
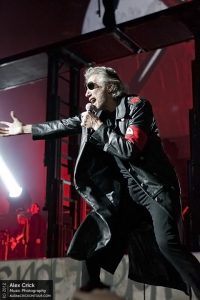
[0, 155, 22, 198]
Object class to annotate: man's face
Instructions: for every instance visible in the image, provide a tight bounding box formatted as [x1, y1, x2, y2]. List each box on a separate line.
[85, 74, 111, 111]
[30, 203, 39, 214]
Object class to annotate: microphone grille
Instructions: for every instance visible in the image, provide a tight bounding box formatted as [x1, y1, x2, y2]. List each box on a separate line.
[85, 103, 97, 112]
[85, 103, 92, 111]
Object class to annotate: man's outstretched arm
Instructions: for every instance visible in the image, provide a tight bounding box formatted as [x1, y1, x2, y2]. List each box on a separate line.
[0, 111, 83, 139]
[0, 111, 32, 136]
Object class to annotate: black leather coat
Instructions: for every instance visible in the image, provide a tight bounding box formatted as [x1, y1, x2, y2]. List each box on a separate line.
[32, 95, 188, 294]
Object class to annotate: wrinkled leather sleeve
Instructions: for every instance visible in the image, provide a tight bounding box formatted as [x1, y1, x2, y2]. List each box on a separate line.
[32, 115, 81, 140]
[89, 101, 153, 161]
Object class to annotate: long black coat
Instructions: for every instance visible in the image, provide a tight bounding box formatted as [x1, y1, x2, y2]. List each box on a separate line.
[32, 95, 188, 294]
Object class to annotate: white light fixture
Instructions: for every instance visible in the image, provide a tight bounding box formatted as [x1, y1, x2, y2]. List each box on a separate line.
[0, 155, 22, 198]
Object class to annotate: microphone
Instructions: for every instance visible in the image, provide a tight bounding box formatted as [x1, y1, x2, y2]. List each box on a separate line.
[84, 103, 97, 142]
[85, 103, 97, 114]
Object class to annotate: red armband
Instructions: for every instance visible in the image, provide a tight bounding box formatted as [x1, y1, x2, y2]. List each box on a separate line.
[125, 125, 147, 150]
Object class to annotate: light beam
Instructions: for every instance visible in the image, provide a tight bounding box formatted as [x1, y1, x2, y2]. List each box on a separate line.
[0, 155, 22, 198]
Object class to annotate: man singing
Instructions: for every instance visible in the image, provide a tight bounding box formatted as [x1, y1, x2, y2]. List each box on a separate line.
[0, 66, 200, 298]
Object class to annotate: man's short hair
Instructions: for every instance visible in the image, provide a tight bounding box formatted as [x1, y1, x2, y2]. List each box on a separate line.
[84, 66, 126, 98]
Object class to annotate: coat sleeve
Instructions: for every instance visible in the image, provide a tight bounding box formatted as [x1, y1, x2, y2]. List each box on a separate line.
[32, 115, 82, 140]
[89, 100, 154, 161]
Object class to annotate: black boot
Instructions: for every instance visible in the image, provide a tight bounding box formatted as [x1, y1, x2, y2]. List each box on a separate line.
[79, 258, 110, 292]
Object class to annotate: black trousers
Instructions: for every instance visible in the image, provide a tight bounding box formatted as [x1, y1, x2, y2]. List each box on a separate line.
[128, 182, 200, 299]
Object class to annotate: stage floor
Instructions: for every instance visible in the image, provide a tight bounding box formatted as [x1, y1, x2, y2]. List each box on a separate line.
[0, 253, 199, 300]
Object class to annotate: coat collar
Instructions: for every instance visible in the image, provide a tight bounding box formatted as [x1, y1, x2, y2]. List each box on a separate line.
[115, 95, 127, 120]
[98, 95, 128, 121]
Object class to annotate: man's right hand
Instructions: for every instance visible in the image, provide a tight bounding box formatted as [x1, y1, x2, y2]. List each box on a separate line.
[0, 111, 24, 136]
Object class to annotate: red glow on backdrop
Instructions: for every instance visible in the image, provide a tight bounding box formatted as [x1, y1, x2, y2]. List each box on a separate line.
[162, 0, 192, 7]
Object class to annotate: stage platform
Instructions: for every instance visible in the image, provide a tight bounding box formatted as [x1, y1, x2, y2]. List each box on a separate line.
[0, 253, 199, 300]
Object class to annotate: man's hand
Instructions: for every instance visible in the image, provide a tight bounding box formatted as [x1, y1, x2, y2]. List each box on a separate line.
[0, 111, 32, 136]
[81, 111, 103, 131]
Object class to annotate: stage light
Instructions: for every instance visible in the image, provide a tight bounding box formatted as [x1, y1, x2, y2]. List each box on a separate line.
[0, 155, 22, 198]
